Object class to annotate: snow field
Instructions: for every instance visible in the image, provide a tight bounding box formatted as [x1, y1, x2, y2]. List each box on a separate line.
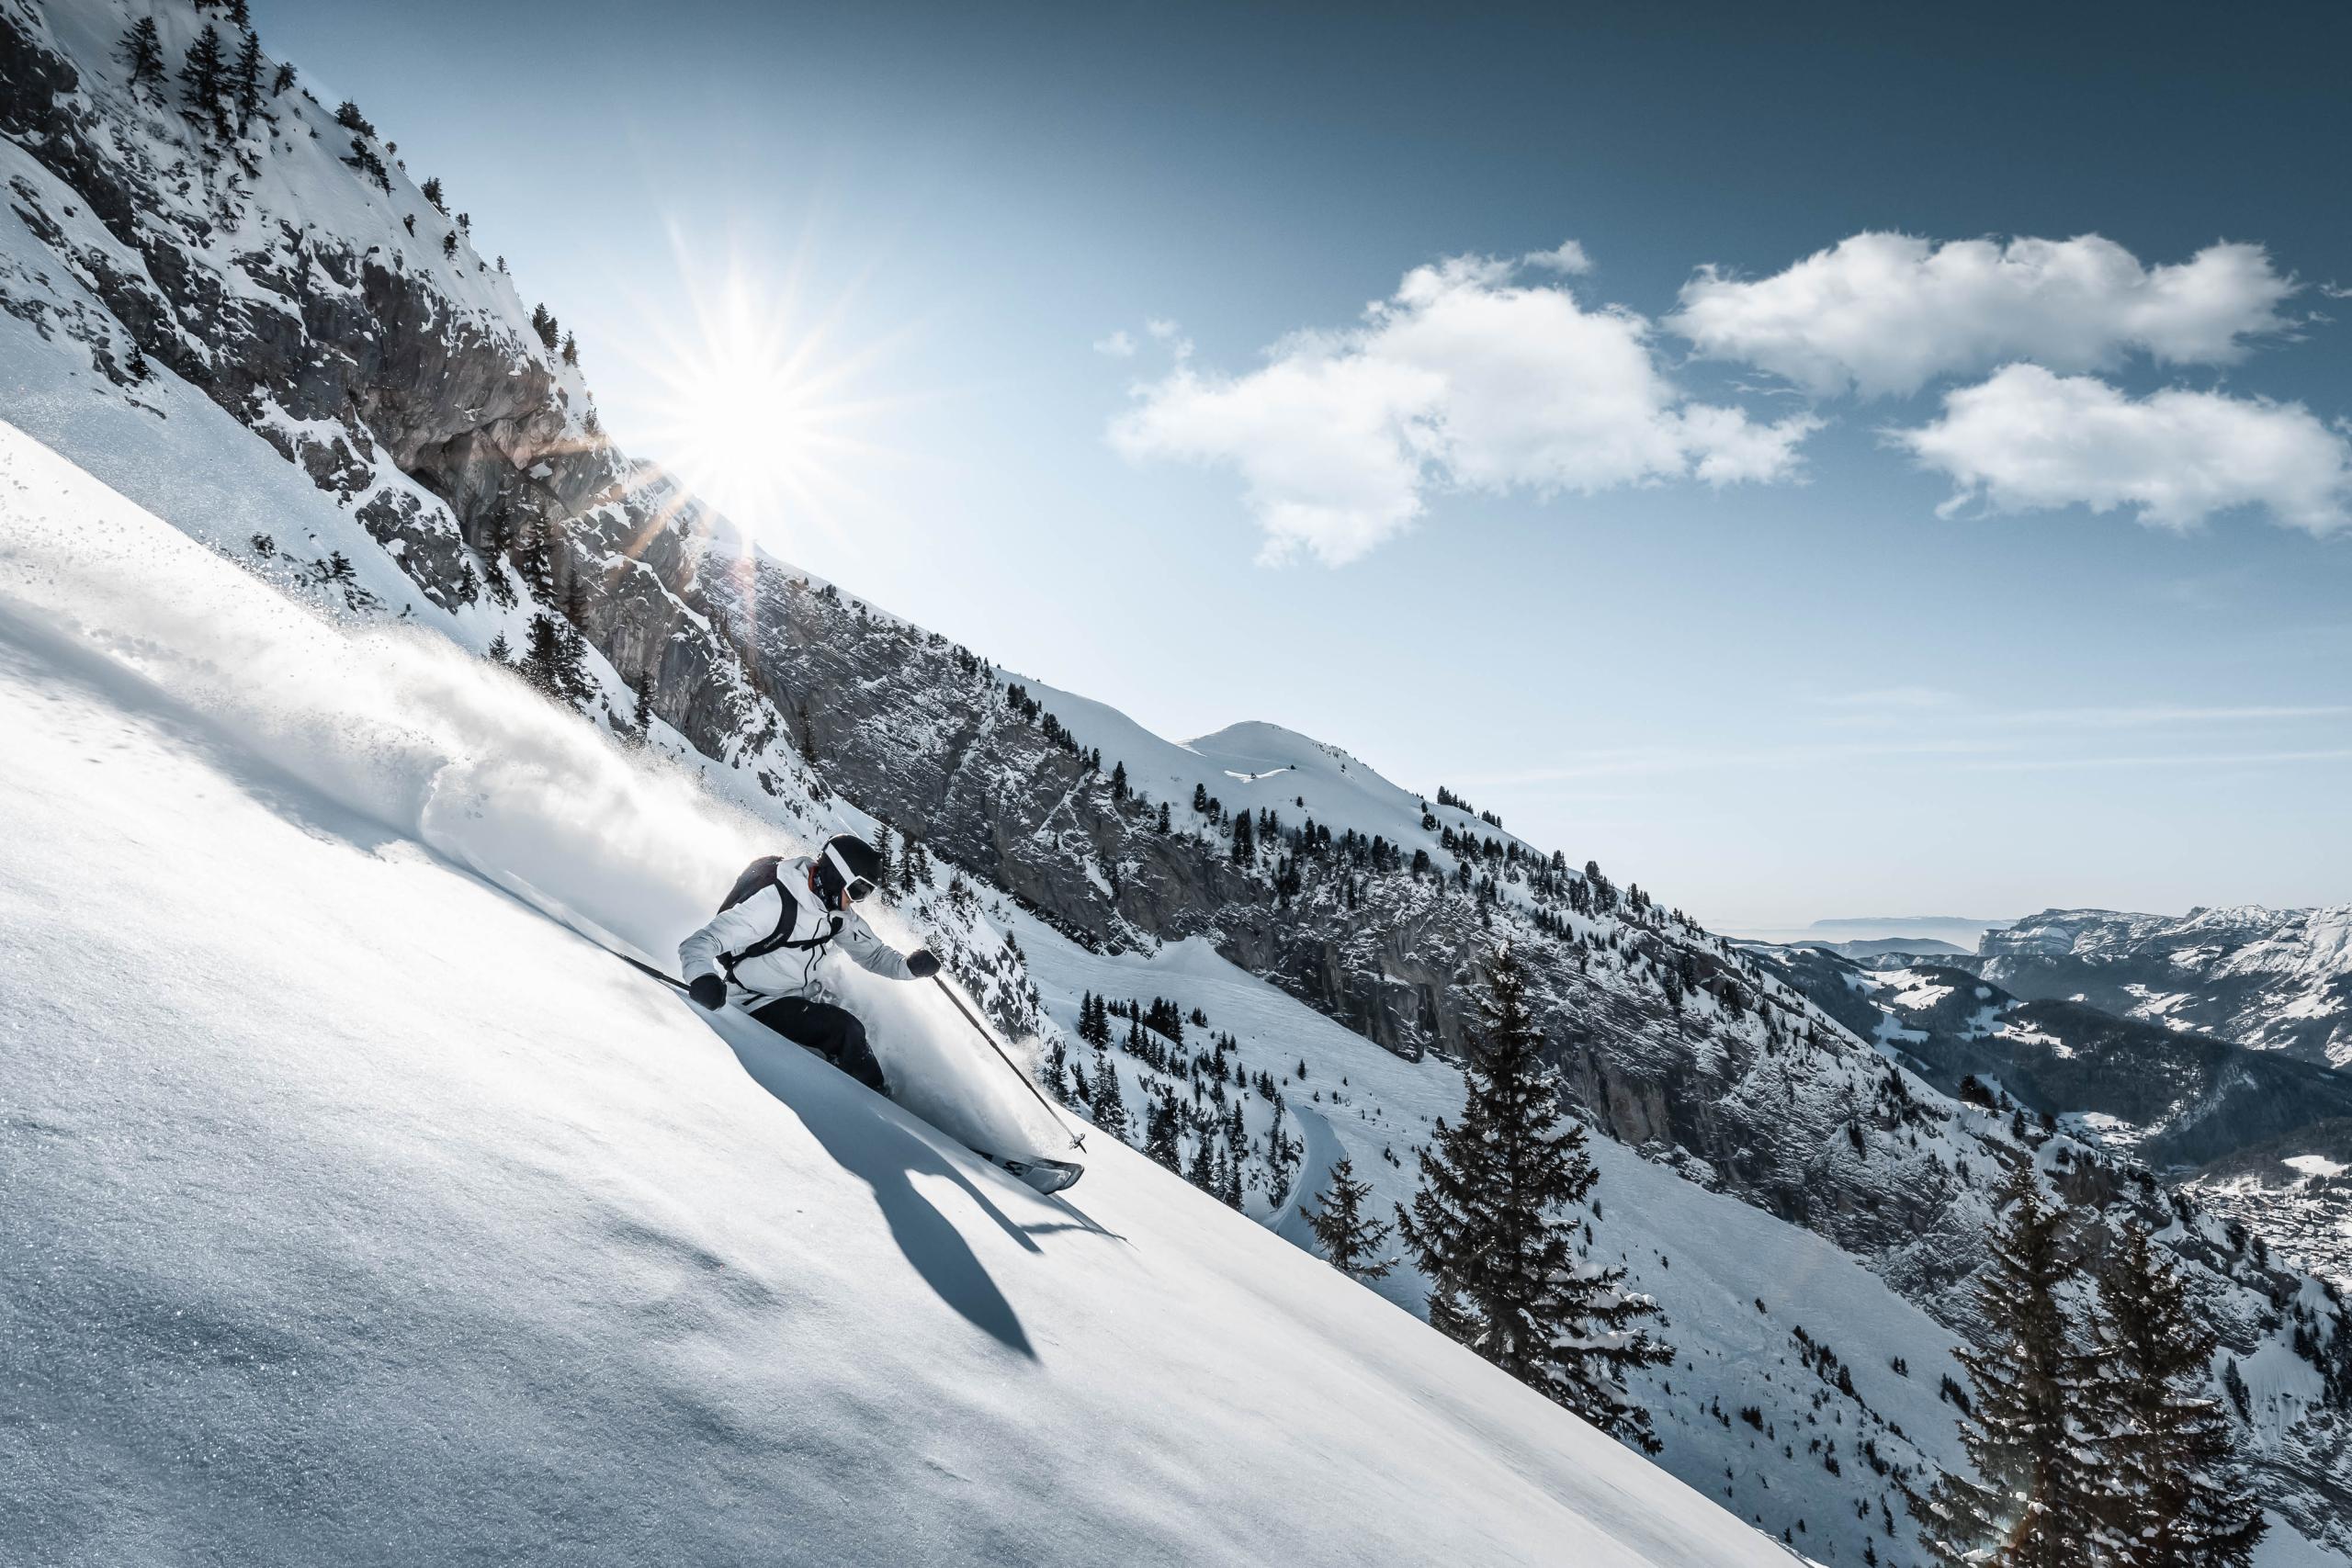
[0, 420, 1789, 1566]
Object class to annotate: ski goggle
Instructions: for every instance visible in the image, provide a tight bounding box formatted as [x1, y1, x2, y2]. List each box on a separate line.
[825, 844, 876, 902]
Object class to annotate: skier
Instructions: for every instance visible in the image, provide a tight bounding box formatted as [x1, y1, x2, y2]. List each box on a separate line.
[680, 833, 940, 1095]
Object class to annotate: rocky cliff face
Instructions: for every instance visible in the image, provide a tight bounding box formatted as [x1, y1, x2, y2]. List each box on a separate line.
[7, 0, 2352, 1546]
[0, 0, 797, 776]
[1983, 906, 2352, 1069]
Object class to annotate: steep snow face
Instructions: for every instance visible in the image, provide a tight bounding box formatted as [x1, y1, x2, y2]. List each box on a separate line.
[1984, 907, 2352, 1070]
[0, 425, 1792, 1568]
[1003, 931, 1995, 1562]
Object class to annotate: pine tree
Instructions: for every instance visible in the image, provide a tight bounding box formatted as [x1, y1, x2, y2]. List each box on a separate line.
[1143, 1092, 1182, 1172]
[871, 823, 896, 894]
[442, 231, 459, 260]
[1910, 1173, 2098, 1566]
[630, 663, 658, 741]
[486, 630, 513, 665]
[1079, 991, 1112, 1049]
[518, 515, 554, 599]
[519, 614, 569, 703]
[1306, 1157, 1395, 1281]
[230, 29, 264, 133]
[179, 25, 231, 139]
[560, 567, 593, 628]
[1186, 1133, 1218, 1196]
[556, 621, 595, 706]
[119, 17, 166, 102]
[1089, 1050, 1129, 1140]
[1396, 944, 1672, 1450]
[422, 175, 447, 213]
[1223, 1098, 1249, 1188]
[561, 331, 579, 366]
[1156, 801, 1170, 833]
[2084, 1225, 2265, 1567]
[476, 505, 517, 606]
[1231, 810, 1256, 865]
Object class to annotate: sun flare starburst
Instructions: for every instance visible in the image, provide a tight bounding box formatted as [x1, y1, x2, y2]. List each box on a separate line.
[606, 231, 916, 563]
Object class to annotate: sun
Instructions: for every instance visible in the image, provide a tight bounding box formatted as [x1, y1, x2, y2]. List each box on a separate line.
[608, 233, 910, 561]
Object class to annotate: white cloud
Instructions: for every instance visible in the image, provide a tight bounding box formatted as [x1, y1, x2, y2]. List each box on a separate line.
[1522, 239, 1592, 275]
[1890, 364, 2352, 535]
[1093, 330, 1136, 358]
[1669, 233, 2296, 397]
[1110, 251, 1818, 565]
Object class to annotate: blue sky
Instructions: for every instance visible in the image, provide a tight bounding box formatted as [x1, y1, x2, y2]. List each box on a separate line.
[255, 0, 2352, 932]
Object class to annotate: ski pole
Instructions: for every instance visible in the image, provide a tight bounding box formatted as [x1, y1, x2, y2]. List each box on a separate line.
[931, 976, 1085, 1151]
[614, 950, 690, 993]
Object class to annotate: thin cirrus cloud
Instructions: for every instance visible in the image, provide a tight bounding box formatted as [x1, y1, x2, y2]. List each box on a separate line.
[1814, 690, 2352, 728]
[1889, 365, 2351, 536]
[1108, 248, 1820, 566]
[1668, 232, 2298, 399]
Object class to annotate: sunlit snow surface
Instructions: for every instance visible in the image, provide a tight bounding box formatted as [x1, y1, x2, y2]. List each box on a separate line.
[0, 423, 1794, 1565]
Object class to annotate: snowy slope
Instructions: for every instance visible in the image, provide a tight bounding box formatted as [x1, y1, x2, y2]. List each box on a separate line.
[0, 423, 1793, 1566]
[1005, 927, 1983, 1559]
[999, 911, 2346, 1567]
[1009, 672, 1539, 871]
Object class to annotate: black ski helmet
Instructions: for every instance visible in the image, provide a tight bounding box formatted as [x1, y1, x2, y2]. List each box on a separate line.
[813, 833, 883, 903]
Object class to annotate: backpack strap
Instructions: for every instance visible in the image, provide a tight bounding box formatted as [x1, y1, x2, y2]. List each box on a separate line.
[718, 868, 843, 983]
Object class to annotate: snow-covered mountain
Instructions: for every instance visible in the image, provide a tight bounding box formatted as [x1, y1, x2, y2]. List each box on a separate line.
[1980, 907, 2352, 1070]
[5, 1, 2352, 1560]
[1759, 937, 2352, 1340]
[1751, 948, 2352, 1170]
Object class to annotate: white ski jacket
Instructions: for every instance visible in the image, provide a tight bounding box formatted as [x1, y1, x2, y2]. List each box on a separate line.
[678, 854, 916, 1008]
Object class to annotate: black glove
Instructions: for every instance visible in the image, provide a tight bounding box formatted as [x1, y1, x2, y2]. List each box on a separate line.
[906, 950, 941, 979]
[688, 974, 728, 1011]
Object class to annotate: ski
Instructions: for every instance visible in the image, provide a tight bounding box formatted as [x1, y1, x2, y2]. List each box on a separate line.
[605, 942, 1084, 1195]
[972, 1151, 1085, 1197]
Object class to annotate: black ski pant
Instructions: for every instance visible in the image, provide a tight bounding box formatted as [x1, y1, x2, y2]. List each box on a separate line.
[750, 997, 888, 1095]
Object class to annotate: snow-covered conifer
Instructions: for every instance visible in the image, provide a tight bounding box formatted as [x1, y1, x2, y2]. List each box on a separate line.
[1090, 1049, 1128, 1140]
[1306, 1157, 1394, 1282]
[2083, 1224, 2265, 1567]
[118, 17, 166, 101]
[1909, 1173, 2098, 1566]
[1397, 944, 1671, 1450]
[179, 26, 231, 140]
[231, 30, 265, 133]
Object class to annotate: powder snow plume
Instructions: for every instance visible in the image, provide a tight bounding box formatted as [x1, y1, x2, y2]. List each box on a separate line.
[0, 423, 1059, 1160]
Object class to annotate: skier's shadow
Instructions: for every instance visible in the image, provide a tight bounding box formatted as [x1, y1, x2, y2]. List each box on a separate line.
[718, 1026, 1041, 1361]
